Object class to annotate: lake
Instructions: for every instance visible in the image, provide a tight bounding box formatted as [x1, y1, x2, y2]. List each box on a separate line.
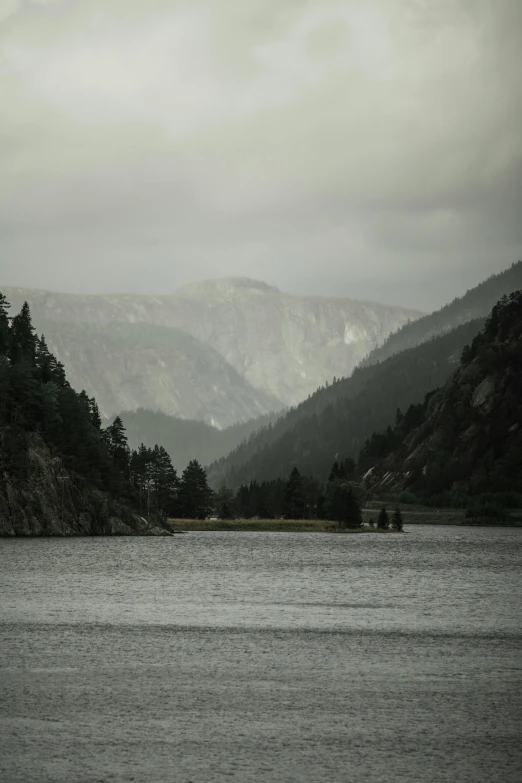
[1, 526, 521, 782]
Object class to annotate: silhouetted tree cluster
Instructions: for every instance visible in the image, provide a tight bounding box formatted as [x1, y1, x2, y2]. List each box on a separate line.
[130, 442, 179, 517]
[177, 459, 214, 519]
[0, 292, 215, 526]
[214, 463, 363, 526]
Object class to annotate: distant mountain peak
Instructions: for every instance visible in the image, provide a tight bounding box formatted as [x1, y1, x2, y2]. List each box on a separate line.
[174, 277, 281, 298]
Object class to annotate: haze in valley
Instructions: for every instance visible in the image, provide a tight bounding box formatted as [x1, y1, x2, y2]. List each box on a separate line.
[1, 0, 521, 309]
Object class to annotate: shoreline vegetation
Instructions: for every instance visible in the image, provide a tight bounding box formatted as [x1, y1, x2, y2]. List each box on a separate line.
[167, 503, 522, 532]
[167, 518, 402, 533]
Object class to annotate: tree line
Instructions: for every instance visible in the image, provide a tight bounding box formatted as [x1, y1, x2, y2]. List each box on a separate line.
[0, 293, 214, 525]
[214, 460, 403, 530]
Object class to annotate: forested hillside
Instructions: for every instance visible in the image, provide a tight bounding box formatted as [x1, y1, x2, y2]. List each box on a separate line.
[208, 319, 484, 488]
[118, 408, 282, 471]
[364, 261, 522, 366]
[0, 292, 212, 535]
[361, 292, 522, 514]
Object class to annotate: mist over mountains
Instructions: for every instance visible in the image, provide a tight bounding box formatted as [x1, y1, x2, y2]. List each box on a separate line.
[3, 278, 420, 424]
[207, 262, 522, 487]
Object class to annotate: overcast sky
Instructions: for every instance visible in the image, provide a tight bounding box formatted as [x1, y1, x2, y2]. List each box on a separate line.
[1, 0, 521, 309]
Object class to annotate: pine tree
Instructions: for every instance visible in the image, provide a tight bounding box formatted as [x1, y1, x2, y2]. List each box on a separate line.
[152, 445, 178, 516]
[35, 336, 68, 387]
[325, 480, 362, 528]
[391, 507, 404, 531]
[377, 506, 390, 530]
[283, 467, 306, 519]
[215, 485, 234, 519]
[0, 292, 10, 357]
[89, 397, 102, 430]
[105, 416, 130, 474]
[178, 460, 213, 519]
[9, 302, 37, 365]
[328, 461, 341, 483]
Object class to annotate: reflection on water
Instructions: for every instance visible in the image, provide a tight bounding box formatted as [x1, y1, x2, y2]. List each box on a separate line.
[1, 527, 521, 782]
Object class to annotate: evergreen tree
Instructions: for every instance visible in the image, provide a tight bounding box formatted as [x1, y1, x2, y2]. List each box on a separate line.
[377, 506, 390, 530]
[0, 292, 10, 357]
[35, 336, 67, 387]
[391, 507, 404, 531]
[151, 445, 179, 516]
[0, 290, 182, 533]
[283, 467, 306, 519]
[215, 485, 234, 519]
[178, 460, 213, 519]
[105, 416, 130, 475]
[324, 480, 362, 528]
[89, 397, 102, 430]
[9, 302, 37, 365]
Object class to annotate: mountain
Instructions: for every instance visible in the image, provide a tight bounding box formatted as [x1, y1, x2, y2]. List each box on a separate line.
[34, 319, 281, 428]
[361, 292, 522, 507]
[364, 261, 522, 366]
[207, 319, 485, 488]
[3, 279, 421, 410]
[0, 293, 171, 536]
[118, 408, 282, 472]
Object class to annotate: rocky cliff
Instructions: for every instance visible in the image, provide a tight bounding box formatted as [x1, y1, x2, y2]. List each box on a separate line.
[36, 319, 281, 427]
[0, 435, 169, 537]
[4, 279, 421, 415]
[362, 291, 522, 501]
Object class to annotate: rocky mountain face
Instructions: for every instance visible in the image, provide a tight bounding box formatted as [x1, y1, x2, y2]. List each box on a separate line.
[4, 279, 421, 419]
[207, 319, 485, 488]
[362, 292, 522, 501]
[36, 319, 281, 428]
[0, 436, 169, 536]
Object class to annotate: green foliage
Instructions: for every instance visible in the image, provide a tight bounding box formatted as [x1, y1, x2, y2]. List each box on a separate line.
[0, 291, 211, 532]
[391, 507, 404, 531]
[0, 293, 10, 356]
[377, 506, 390, 530]
[325, 480, 363, 528]
[177, 460, 214, 519]
[215, 485, 235, 519]
[130, 444, 179, 518]
[284, 467, 306, 519]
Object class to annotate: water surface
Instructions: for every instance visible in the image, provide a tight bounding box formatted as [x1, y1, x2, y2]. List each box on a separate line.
[1, 526, 521, 782]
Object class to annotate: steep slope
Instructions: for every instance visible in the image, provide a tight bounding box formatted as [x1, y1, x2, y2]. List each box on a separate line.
[207, 319, 485, 488]
[119, 408, 282, 471]
[34, 319, 283, 427]
[362, 292, 522, 502]
[364, 261, 522, 366]
[0, 294, 171, 536]
[4, 279, 421, 408]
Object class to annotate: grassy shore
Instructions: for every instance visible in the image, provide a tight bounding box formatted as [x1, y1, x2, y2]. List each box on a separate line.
[167, 518, 402, 533]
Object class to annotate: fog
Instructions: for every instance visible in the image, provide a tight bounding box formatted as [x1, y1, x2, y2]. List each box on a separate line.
[1, 0, 521, 309]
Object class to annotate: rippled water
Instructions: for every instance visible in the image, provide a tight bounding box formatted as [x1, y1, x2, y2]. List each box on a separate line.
[1, 526, 521, 782]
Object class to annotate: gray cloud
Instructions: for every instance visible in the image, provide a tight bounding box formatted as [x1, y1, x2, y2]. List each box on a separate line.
[1, 0, 521, 309]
